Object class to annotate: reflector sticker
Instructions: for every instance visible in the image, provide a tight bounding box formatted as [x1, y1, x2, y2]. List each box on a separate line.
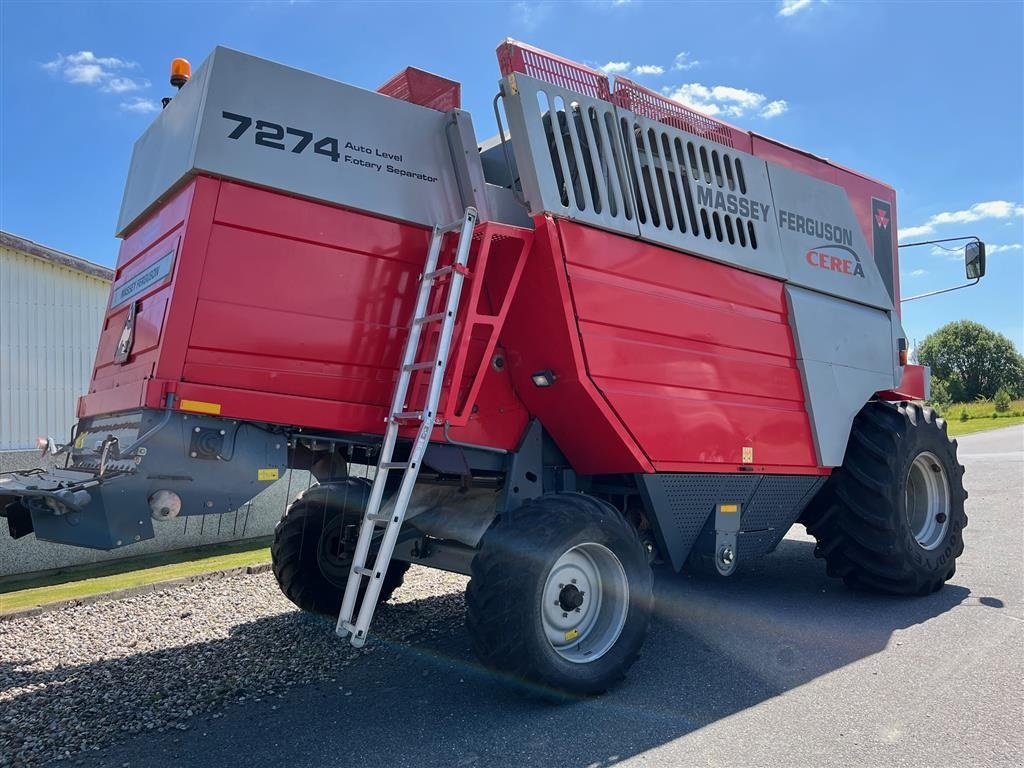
[564, 628, 580, 642]
[742, 446, 754, 464]
[719, 504, 739, 514]
[180, 399, 222, 415]
[258, 468, 280, 481]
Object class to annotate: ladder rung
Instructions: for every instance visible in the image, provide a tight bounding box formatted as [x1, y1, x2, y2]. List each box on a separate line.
[422, 264, 469, 282]
[365, 512, 393, 523]
[379, 461, 411, 470]
[353, 566, 376, 578]
[413, 312, 446, 326]
[392, 410, 425, 421]
[403, 361, 435, 372]
[422, 265, 454, 281]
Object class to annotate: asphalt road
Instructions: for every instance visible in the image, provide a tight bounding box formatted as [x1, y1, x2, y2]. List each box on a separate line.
[80, 425, 1023, 768]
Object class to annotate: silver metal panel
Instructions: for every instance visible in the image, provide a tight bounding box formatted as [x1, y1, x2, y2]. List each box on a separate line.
[118, 47, 464, 236]
[445, 109, 491, 220]
[768, 162, 894, 311]
[500, 73, 638, 236]
[787, 285, 897, 466]
[617, 112, 787, 278]
[116, 52, 211, 235]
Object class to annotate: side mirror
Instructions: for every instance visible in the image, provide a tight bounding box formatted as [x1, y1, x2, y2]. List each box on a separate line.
[965, 241, 986, 280]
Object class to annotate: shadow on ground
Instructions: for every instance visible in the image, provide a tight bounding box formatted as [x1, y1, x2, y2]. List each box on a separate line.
[4, 539, 977, 768]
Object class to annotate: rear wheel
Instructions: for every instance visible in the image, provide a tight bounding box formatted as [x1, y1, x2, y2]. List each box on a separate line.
[804, 401, 967, 595]
[465, 493, 653, 696]
[271, 479, 409, 615]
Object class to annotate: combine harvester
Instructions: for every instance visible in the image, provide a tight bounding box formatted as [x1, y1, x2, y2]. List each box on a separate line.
[1, 42, 986, 694]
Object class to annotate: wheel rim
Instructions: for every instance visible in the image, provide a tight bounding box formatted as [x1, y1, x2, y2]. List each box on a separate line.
[541, 543, 629, 664]
[905, 451, 951, 551]
[318, 513, 359, 585]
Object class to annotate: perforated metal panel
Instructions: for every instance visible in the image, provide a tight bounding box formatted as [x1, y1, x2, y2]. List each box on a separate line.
[638, 474, 760, 570]
[638, 473, 825, 570]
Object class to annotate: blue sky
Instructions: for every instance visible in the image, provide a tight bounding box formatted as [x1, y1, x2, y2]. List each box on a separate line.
[1, 0, 1021, 350]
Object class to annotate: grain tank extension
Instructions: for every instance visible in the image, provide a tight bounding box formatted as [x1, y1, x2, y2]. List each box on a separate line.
[1, 42, 975, 695]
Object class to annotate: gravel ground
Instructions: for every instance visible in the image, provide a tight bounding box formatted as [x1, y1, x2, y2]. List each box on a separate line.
[0, 567, 467, 767]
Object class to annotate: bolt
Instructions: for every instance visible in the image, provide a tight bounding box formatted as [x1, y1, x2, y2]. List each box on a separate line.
[558, 583, 564, 589]
[134, 535, 141, 541]
[936, 512, 947, 523]
[194, 427, 201, 433]
[205, 501, 214, 508]
[719, 545, 735, 566]
[219, 430, 226, 436]
[575, 608, 581, 613]
[190, 451, 198, 458]
[562, 612, 568, 618]
[571, 578, 577, 584]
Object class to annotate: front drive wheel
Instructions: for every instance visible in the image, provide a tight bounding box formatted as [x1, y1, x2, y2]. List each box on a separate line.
[465, 493, 653, 696]
[805, 401, 967, 595]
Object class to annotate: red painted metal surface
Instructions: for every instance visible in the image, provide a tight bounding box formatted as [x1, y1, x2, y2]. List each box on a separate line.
[80, 177, 530, 450]
[377, 67, 461, 112]
[611, 76, 749, 152]
[878, 363, 928, 402]
[556, 219, 823, 474]
[501, 216, 654, 475]
[496, 39, 611, 101]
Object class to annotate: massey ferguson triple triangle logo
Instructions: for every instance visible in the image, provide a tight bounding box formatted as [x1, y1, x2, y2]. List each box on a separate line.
[875, 207, 889, 229]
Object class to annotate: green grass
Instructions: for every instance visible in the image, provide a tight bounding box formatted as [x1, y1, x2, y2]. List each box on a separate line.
[0, 537, 272, 615]
[936, 399, 1024, 437]
[945, 415, 1024, 437]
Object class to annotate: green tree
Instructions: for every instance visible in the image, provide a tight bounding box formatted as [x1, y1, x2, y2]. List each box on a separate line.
[917, 321, 1024, 402]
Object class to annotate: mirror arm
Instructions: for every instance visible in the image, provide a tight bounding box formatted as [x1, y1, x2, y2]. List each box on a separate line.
[901, 278, 981, 303]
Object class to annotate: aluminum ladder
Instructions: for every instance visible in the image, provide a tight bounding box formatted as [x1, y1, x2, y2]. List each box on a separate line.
[336, 206, 478, 647]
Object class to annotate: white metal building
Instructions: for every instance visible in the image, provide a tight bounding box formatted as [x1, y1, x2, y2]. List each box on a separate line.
[0, 231, 113, 450]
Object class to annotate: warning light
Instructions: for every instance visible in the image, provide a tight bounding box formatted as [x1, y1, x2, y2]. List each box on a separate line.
[170, 58, 191, 89]
[899, 348, 909, 366]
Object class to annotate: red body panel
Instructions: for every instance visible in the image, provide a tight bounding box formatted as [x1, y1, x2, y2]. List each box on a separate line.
[82, 177, 530, 450]
[84, 163, 876, 475]
[556, 220, 822, 474]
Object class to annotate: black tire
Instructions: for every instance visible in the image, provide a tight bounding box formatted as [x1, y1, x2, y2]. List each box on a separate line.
[271, 479, 410, 615]
[466, 493, 653, 696]
[803, 401, 967, 595]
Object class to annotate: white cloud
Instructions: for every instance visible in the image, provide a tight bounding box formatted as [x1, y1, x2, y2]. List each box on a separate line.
[599, 61, 632, 74]
[663, 83, 787, 120]
[672, 52, 700, 71]
[778, 0, 813, 17]
[898, 201, 1024, 240]
[513, 1, 552, 30]
[909, 268, 928, 277]
[120, 97, 161, 114]
[43, 51, 149, 92]
[632, 64, 665, 76]
[986, 243, 1023, 255]
[759, 99, 788, 118]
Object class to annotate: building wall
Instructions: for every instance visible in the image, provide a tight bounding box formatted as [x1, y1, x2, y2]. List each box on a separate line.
[0, 244, 110, 450]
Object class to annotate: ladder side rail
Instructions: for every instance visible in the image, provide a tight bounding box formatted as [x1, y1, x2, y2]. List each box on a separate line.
[335, 226, 446, 634]
[350, 207, 478, 637]
[337, 207, 478, 644]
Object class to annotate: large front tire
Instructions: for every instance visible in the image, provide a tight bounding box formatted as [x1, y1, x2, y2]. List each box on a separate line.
[804, 401, 967, 595]
[271, 479, 409, 615]
[465, 493, 653, 696]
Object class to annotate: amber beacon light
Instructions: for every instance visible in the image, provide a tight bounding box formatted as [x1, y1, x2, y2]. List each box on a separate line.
[170, 58, 191, 89]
